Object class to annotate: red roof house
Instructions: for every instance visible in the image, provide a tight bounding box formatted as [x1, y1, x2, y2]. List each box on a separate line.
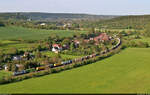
[52, 44, 62, 53]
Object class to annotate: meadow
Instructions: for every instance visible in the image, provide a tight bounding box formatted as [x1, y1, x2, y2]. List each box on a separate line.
[0, 26, 87, 41]
[0, 26, 87, 53]
[42, 51, 83, 60]
[0, 41, 38, 53]
[0, 48, 150, 93]
[0, 70, 12, 82]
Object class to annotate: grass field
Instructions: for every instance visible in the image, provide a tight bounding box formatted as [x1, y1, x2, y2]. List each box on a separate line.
[0, 26, 87, 52]
[0, 48, 150, 93]
[0, 70, 12, 82]
[0, 40, 39, 53]
[42, 51, 82, 60]
[0, 26, 87, 41]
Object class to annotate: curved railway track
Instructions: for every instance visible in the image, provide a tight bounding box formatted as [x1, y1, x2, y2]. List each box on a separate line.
[13, 37, 121, 76]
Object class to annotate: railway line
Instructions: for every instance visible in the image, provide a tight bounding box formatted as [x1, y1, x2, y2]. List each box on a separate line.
[13, 37, 121, 76]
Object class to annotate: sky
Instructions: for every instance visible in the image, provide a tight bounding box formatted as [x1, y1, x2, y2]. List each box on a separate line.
[0, 0, 150, 15]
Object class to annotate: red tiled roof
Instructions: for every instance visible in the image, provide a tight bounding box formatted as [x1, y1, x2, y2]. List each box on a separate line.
[84, 39, 89, 43]
[94, 33, 109, 41]
[52, 44, 62, 48]
[74, 40, 80, 44]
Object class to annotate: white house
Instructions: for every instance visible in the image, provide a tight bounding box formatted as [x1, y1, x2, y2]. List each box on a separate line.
[40, 23, 46, 26]
[4, 65, 8, 71]
[52, 44, 63, 53]
[13, 56, 21, 61]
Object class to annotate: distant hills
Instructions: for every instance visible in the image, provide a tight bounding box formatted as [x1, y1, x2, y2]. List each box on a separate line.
[0, 12, 150, 29]
[97, 15, 150, 29]
[0, 12, 118, 21]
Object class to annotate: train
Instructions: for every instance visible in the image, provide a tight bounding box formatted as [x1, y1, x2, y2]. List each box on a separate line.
[13, 38, 121, 76]
[54, 63, 62, 67]
[13, 68, 36, 76]
[36, 66, 46, 71]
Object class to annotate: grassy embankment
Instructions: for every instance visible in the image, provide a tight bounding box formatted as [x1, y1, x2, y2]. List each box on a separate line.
[0, 48, 150, 93]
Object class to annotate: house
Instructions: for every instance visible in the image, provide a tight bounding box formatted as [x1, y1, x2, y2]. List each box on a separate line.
[94, 28, 100, 31]
[94, 33, 110, 42]
[52, 44, 62, 53]
[74, 40, 80, 48]
[4, 65, 8, 71]
[27, 18, 32, 21]
[40, 23, 46, 26]
[84, 39, 90, 43]
[83, 33, 110, 44]
[13, 56, 22, 61]
[90, 38, 94, 40]
[74, 40, 80, 44]
[63, 23, 72, 29]
[23, 52, 29, 57]
[62, 44, 69, 50]
[15, 64, 23, 68]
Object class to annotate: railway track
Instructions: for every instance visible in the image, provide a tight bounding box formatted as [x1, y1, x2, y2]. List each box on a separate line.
[13, 37, 121, 76]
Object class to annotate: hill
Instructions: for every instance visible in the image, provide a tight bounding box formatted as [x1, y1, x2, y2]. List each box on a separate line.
[0, 48, 150, 93]
[97, 15, 150, 29]
[0, 12, 117, 21]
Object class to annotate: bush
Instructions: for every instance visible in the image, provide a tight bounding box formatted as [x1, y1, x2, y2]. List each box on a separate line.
[125, 40, 149, 48]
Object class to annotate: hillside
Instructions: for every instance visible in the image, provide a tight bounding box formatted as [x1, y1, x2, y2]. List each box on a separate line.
[97, 15, 150, 29]
[1, 12, 150, 30]
[0, 12, 117, 21]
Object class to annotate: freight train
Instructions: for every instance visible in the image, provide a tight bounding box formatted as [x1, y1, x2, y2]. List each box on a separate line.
[13, 38, 121, 76]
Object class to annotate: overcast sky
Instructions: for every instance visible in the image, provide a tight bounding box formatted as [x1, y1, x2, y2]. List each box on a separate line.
[0, 0, 150, 15]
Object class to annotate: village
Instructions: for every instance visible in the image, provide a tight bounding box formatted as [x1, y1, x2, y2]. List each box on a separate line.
[1, 32, 116, 72]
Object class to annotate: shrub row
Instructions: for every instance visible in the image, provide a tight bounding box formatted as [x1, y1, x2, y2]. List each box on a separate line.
[122, 39, 149, 48]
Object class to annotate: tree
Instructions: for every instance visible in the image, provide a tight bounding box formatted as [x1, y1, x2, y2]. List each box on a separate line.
[50, 34, 60, 42]
[8, 48, 18, 55]
[70, 43, 75, 51]
[35, 51, 42, 58]
[37, 45, 42, 51]
[144, 22, 150, 37]
[0, 21, 5, 27]
[7, 63, 12, 71]
[11, 64, 18, 72]
[3, 55, 11, 63]
[45, 42, 51, 50]
[62, 38, 70, 46]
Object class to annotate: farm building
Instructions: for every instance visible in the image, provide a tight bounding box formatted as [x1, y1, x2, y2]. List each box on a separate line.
[74, 40, 80, 48]
[40, 23, 46, 26]
[13, 56, 22, 61]
[93, 33, 110, 42]
[52, 44, 63, 53]
[4, 65, 8, 71]
[83, 33, 110, 43]
[74, 40, 80, 44]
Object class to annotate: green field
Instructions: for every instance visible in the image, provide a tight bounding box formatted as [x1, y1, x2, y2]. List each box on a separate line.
[42, 51, 82, 60]
[0, 26, 87, 41]
[0, 26, 87, 52]
[0, 70, 12, 82]
[0, 41, 37, 52]
[0, 48, 150, 93]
